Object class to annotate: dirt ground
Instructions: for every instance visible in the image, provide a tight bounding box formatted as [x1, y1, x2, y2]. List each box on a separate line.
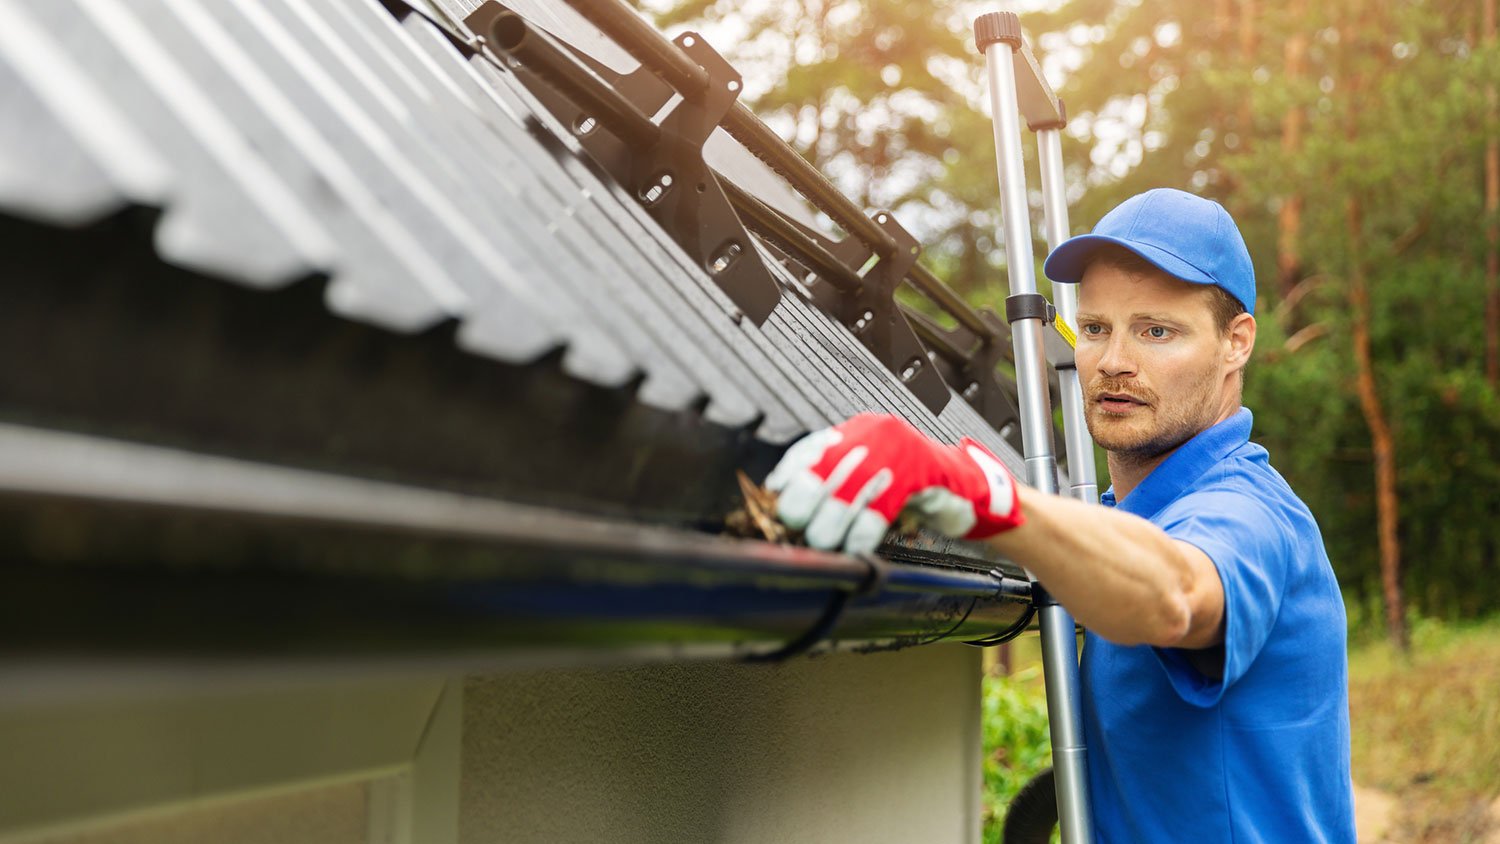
[1355, 782, 1500, 843]
[1354, 783, 1399, 843]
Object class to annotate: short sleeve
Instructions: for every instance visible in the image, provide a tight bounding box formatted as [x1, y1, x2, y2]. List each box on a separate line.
[1151, 489, 1292, 707]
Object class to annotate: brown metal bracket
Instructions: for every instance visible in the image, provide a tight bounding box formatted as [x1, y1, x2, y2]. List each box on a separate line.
[465, 3, 780, 326]
[802, 213, 952, 414]
[905, 307, 1023, 449]
[380, 0, 997, 420]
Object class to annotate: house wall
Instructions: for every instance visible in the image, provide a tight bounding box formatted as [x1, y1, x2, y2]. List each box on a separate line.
[0, 674, 454, 844]
[460, 645, 984, 844]
[0, 646, 982, 844]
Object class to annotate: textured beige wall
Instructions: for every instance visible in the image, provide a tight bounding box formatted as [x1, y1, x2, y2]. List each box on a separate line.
[460, 645, 983, 844]
[0, 676, 450, 844]
[24, 781, 370, 844]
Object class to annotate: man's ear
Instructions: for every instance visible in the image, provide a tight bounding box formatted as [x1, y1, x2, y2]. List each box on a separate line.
[1226, 313, 1256, 371]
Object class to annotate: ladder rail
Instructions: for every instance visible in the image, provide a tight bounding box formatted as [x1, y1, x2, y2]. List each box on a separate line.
[977, 13, 1096, 844]
[983, 39, 1056, 492]
[1037, 128, 1100, 505]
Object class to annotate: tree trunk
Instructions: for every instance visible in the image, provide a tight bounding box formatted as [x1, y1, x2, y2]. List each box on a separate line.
[1485, 0, 1498, 385]
[1278, 0, 1308, 301]
[1237, 0, 1258, 145]
[1346, 196, 1409, 652]
[1221, 0, 1257, 209]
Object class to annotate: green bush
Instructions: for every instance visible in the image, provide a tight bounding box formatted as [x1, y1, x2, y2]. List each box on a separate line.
[981, 666, 1054, 844]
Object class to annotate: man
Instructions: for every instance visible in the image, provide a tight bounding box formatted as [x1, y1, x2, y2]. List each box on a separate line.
[765, 189, 1355, 842]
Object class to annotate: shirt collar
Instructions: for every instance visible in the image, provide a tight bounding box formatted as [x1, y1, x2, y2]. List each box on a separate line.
[1099, 408, 1253, 519]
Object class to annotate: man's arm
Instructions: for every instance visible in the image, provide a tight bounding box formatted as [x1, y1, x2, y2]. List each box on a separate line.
[993, 485, 1225, 649]
[765, 413, 1225, 650]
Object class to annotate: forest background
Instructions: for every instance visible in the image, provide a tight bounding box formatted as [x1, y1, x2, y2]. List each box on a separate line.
[652, 0, 1500, 647]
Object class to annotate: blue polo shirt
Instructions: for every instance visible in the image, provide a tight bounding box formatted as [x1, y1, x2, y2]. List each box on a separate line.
[1081, 408, 1355, 843]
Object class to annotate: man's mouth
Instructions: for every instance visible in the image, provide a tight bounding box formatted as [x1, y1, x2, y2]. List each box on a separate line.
[1096, 392, 1148, 413]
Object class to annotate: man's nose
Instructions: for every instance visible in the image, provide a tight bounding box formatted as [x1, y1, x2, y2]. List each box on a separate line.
[1097, 334, 1136, 377]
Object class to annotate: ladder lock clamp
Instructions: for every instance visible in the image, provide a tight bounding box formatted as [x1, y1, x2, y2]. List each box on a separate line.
[1005, 293, 1055, 325]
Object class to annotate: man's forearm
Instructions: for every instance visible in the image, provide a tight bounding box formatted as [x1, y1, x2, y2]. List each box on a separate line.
[988, 486, 1221, 647]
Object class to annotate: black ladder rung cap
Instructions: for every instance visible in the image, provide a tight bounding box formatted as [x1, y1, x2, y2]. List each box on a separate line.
[974, 12, 1022, 53]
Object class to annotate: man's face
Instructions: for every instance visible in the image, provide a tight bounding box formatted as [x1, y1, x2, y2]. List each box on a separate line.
[1074, 263, 1244, 462]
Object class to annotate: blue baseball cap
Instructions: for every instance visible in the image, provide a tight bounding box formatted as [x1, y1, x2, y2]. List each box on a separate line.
[1043, 188, 1257, 315]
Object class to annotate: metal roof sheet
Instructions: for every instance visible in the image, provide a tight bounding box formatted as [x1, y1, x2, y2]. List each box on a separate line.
[0, 0, 1025, 472]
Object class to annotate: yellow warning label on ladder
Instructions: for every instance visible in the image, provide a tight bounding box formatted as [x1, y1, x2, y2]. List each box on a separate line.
[1054, 316, 1077, 349]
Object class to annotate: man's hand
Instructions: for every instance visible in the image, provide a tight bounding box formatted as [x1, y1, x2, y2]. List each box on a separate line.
[764, 413, 1025, 554]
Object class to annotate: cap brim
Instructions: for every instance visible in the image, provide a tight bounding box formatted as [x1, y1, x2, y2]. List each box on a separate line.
[1043, 234, 1216, 287]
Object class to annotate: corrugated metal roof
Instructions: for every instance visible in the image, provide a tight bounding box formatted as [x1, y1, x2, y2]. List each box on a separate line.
[0, 0, 1024, 474]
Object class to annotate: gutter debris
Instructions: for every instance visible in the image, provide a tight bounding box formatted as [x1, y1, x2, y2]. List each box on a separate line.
[723, 470, 924, 546]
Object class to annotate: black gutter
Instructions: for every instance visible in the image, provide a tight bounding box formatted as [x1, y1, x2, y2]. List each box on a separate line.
[0, 424, 1034, 664]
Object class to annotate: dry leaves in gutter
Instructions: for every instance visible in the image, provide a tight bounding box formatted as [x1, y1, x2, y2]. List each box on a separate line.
[724, 470, 923, 545]
[724, 470, 791, 543]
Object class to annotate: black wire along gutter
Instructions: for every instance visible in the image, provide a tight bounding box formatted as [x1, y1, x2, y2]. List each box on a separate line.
[0, 423, 1034, 666]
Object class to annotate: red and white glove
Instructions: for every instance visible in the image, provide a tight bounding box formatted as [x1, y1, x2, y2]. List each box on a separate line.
[765, 413, 1025, 555]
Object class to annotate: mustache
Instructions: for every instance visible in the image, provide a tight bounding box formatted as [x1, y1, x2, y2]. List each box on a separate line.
[1087, 378, 1156, 406]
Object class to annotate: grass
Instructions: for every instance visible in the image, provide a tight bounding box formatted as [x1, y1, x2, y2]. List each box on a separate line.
[1348, 615, 1500, 842]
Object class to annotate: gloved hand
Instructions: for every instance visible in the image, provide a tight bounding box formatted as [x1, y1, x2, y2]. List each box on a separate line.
[765, 413, 1025, 554]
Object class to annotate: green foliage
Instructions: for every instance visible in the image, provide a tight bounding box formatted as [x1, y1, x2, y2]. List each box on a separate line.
[1211, 0, 1500, 619]
[980, 666, 1053, 843]
[657, 0, 1500, 618]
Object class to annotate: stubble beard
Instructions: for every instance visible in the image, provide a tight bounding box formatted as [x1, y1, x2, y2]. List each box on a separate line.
[1084, 366, 1223, 469]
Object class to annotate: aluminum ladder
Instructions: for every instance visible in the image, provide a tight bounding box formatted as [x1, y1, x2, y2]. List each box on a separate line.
[976, 10, 1100, 844]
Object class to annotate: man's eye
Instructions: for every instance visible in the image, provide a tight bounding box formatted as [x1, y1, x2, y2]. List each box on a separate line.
[1146, 326, 1171, 339]
[1082, 324, 1104, 336]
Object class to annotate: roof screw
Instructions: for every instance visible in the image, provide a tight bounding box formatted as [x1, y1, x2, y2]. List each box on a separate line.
[730, 309, 744, 325]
